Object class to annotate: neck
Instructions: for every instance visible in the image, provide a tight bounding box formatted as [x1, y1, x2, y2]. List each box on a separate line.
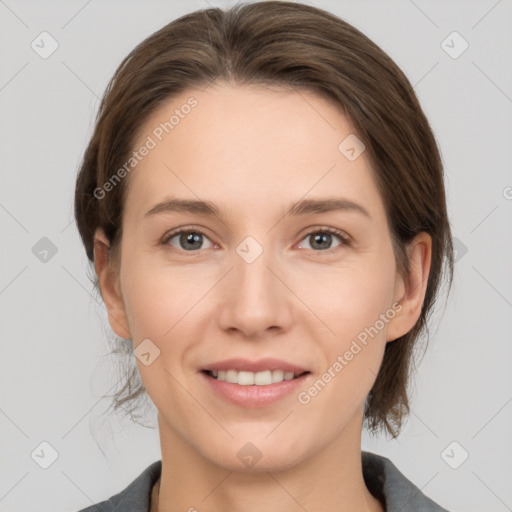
[154, 411, 383, 512]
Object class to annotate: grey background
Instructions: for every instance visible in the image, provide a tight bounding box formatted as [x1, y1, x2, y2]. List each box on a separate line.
[1, 0, 511, 511]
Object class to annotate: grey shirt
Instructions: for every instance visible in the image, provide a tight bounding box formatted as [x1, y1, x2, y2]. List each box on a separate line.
[77, 450, 449, 511]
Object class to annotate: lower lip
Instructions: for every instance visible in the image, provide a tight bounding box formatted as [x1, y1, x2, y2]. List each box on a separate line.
[200, 371, 310, 408]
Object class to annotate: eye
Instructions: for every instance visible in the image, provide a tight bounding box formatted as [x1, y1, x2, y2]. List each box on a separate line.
[297, 227, 350, 254]
[162, 228, 214, 252]
[161, 226, 350, 255]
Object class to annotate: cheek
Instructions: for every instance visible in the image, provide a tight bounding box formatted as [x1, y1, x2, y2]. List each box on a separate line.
[120, 254, 195, 339]
[298, 271, 393, 421]
[306, 256, 396, 344]
[300, 252, 396, 404]
[120, 242, 396, 347]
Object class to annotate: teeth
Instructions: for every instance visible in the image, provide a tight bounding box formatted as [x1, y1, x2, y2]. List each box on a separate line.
[209, 369, 301, 385]
[226, 369, 238, 383]
[255, 370, 271, 385]
[238, 371, 255, 385]
[271, 369, 284, 383]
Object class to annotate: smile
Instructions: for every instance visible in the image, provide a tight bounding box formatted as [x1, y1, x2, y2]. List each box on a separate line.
[204, 369, 306, 385]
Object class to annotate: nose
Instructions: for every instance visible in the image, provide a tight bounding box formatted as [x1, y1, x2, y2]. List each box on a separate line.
[216, 240, 293, 340]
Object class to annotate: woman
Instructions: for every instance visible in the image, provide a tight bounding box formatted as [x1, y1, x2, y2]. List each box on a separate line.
[74, 1, 454, 510]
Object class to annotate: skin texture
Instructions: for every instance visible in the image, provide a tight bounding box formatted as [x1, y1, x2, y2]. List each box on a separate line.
[94, 83, 431, 512]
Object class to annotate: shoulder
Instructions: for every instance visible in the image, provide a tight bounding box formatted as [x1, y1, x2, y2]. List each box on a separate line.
[76, 460, 162, 512]
[362, 450, 450, 511]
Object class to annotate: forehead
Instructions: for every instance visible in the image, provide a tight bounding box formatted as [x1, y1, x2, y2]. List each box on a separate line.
[123, 83, 385, 223]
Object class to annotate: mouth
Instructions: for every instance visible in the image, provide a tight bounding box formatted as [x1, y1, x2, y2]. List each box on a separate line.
[199, 358, 311, 408]
[202, 369, 310, 386]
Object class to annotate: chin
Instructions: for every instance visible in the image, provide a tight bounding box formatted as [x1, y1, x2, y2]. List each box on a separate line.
[202, 437, 312, 474]
[216, 454, 307, 474]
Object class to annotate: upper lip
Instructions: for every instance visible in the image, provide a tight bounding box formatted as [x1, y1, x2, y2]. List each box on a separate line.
[202, 358, 309, 374]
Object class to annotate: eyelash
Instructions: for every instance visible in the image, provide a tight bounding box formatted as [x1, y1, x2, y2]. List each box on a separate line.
[161, 226, 351, 256]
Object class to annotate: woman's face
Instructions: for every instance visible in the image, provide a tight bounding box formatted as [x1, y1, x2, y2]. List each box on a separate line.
[97, 83, 426, 471]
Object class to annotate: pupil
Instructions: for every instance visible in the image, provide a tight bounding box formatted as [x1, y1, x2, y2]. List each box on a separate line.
[181, 232, 202, 250]
[311, 233, 331, 250]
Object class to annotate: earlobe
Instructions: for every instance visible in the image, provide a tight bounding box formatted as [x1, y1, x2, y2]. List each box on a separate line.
[386, 232, 432, 342]
[93, 229, 131, 339]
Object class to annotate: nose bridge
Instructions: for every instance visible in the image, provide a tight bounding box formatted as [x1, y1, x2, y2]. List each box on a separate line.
[235, 233, 279, 306]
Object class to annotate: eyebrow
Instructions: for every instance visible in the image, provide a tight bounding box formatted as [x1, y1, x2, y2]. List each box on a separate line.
[144, 197, 371, 220]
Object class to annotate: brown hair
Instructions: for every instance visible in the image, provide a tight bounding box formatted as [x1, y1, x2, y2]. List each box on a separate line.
[75, 0, 454, 438]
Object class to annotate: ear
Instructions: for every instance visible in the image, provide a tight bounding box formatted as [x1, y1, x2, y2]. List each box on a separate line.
[386, 232, 432, 342]
[93, 228, 131, 339]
